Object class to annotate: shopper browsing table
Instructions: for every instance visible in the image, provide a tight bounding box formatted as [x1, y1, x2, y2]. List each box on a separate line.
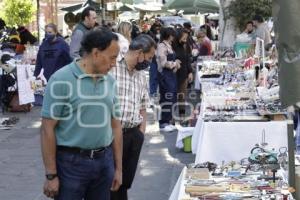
[110, 34, 157, 200]
[34, 23, 72, 81]
[41, 29, 122, 200]
[156, 27, 181, 132]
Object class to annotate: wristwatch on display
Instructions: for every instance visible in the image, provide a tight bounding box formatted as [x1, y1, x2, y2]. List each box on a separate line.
[46, 174, 57, 180]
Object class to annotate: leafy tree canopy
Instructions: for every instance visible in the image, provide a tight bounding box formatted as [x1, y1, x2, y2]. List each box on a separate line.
[226, 0, 272, 31]
[0, 0, 37, 27]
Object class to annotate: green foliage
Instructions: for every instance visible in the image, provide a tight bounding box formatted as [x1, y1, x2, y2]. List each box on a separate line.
[0, 0, 37, 27]
[226, 0, 272, 31]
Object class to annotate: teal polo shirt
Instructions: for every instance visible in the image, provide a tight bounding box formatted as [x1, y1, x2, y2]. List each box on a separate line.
[41, 61, 121, 149]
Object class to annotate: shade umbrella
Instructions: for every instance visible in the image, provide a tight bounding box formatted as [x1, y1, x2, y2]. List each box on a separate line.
[118, 4, 136, 12]
[61, 0, 101, 13]
[61, 3, 83, 12]
[164, 0, 219, 14]
[134, 3, 162, 12]
[121, 0, 144, 4]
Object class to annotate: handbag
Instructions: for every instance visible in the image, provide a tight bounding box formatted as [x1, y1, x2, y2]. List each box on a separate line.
[8, 92, 31, 112]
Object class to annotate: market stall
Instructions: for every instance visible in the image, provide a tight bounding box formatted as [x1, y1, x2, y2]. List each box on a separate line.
[169, 165, 294, 200]
[193, 121, 288, 164]
[0, 45, 43, 113]
[172, 48, 296, 199]
[178, 55, 286, 153]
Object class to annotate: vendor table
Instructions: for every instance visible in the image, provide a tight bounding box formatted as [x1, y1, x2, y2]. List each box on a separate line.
[192, 120, 288, 164]
[169, 166, 294, 200]
[168, 167, 188, 200]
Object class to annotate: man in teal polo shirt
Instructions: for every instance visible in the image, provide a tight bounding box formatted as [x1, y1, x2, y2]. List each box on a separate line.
[40, 28, 122, 200]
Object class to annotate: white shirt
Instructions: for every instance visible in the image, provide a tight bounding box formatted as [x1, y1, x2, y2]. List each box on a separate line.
[115, 33, 130, 62]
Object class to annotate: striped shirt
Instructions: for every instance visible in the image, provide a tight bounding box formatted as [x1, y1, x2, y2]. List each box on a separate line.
[110, 59, 149, 128]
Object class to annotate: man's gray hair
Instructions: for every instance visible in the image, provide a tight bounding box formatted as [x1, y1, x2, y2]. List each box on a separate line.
[129, 34, 157, 53]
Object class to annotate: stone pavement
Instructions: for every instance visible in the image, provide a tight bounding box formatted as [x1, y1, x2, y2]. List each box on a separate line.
[0, 107, 194, 200]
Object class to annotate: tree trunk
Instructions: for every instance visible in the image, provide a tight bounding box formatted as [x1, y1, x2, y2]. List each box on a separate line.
[55, 0, 58, 24]
[50, 0, 54, 23]
[219, 0, 239, 49]
[37, 0, 40, 42]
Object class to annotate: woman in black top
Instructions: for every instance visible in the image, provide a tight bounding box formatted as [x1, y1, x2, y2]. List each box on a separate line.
[172, 28, 193, 121]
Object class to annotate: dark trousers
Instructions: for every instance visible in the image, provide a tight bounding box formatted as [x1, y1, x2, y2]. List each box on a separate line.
[149, 57, 158, 97]
[111, 127, 144, 200]
[177, 78, 188, 116]
[158, 69, 177, 126]
[55, 147, 114, 200]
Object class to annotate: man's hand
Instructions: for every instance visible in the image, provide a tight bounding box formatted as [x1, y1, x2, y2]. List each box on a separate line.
[139, 127, 145, 134]
[175, 59, 181, 69]
[43, 178, 59, 198]
[111, 169, 122, 191]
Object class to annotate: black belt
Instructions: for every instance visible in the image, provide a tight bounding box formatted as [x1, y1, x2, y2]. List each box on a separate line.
[57, 145, 110, 159]
[122, 126, 140, 133]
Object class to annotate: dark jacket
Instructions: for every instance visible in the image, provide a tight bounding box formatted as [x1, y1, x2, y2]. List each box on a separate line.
[141, 30, 157, 42]
[70, 22, 91, 58]
[131, 24, 140, 40]
[34, 36, 72, 81]
[173, 42, 192, 86]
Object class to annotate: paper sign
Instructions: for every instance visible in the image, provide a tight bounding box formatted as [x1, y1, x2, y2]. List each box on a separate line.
[17, 64, 35, 105]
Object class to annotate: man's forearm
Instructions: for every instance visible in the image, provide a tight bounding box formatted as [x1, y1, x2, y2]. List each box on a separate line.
[41, 119, 57, 174]
[140, 109, 147, 133]
[112, 119, 123, 171]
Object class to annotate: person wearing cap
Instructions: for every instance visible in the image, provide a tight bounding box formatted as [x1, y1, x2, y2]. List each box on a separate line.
[253, 15, 272, 48]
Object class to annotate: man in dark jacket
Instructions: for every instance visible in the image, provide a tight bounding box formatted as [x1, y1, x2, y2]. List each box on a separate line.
[70, 7, 97, 59]
[34, 23, 72, 81]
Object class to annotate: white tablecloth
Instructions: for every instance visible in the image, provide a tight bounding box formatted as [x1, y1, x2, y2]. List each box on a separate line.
[168, 167, 187, 200]
[193, 120, 288, 164]
[170, 165, 293, 200]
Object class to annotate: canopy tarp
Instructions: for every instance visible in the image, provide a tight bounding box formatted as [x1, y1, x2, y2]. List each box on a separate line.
[134, 3, 163, 12]
[163, 0, 219, 14]
[121, 0, 144, 4]
[61, 0, 101, 12]
[118, 4, 136, 11]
